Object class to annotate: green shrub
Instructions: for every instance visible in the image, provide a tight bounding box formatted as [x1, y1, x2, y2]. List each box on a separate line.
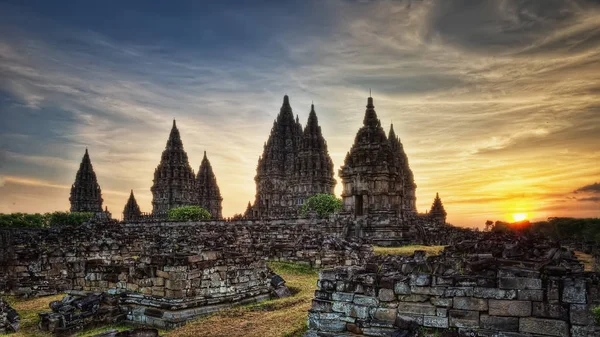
[593, 306, 600, 325]
[167, 206, 211, 221]
[46, 212, 93, 227]
[300, 193, 342, 217]
[0, 213, 46, 228]
[0, 211, 93, 228]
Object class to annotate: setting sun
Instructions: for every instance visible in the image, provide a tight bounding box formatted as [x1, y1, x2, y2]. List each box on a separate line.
[512, 213, 528, 222]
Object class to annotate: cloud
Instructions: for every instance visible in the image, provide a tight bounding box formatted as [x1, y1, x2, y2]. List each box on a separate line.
[575, 182, 600, 194]
[0, 0, 598, 225]
[579, 196, 600, 202]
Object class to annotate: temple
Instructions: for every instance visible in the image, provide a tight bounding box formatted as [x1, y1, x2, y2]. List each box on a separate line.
[69, 148, 104, 213]
[338, 96, 417, 218]
[250, 95, 335, 218]
[196, 151, 223, 219]
[429, 192, 447, 224]
[150, 120, 197, 215]
[123, 190, 142, 221]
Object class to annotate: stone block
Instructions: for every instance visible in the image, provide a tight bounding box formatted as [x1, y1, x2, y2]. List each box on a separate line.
[332, 301, 351, 314]
[479, 315, 518, 332]
[519, 317, 568, 337]
[436, 308, 447, 317]
[348, 304, 370, 319]
[354, 294, 379, 306]
[371, 307, 397, 322]
[424, 315, 449, 328]
[431, 297, 452, 307]
[453, 297, 488, 311]
[398, 294, 429, 302]
[449, 310, 479, 329]
[409, 274, 431, 286]
[394, 281, 411, 295]
[570, 304, 594, 325]
[562, 279, 587, 304]
[444, 287, 473, 297]
[488, 300, 531, 317]
[362, 327, 397, 336]
[499, 277, 542, 290]
[532, 302, 569, 320]
[410, 286, 444, 296]
[473, 287, 517, 299]
[378, 288, 395, 302]
[307, 312, 346, 332]
[395, 313, 423, 329]
[397, 302, 436, 316]
[571, 325, 598, 337]
[311, 299, 333, 312]
[517, 289, 543, 301]
[332, 292, 354, 302]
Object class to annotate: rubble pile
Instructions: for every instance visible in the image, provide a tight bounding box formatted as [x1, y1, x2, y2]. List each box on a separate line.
[0, 298, 19, 334]
[39, 291, 123, 334]
[307, 233, 600, 337]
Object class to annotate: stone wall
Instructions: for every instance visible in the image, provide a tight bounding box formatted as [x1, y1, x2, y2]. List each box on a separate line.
[0, 219, 373, 312]
[307, 233, 600, 337]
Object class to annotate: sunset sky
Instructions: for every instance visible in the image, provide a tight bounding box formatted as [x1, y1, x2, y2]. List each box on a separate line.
[1, 0, 599, 227]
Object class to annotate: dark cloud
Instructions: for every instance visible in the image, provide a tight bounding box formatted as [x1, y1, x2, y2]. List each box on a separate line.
[426, 0, 599, 53]
[575, 182, 600, 193]
[579, 196, 600, 202]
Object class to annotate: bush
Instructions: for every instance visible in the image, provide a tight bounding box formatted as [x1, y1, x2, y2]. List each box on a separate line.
[300, 194, 343, 217]
[0, 211, 94, 228]
[167, 206, 211, 221]
[593, 305, 600, 325]
[46, 212, 93, 227]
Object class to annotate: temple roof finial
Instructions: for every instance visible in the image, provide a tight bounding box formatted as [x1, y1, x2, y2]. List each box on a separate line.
[283, 94, 289, 105]
[173, 119, 176, 128]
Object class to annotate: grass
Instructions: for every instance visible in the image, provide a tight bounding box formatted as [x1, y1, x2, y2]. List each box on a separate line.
[373, 245, 445, 257]
[1, 261, 319, 337]
[167, 261, 319, 337]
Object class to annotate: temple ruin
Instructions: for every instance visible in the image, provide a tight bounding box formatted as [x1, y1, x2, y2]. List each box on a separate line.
[69, 149, 104, 213]
[249, 96, 336, 218]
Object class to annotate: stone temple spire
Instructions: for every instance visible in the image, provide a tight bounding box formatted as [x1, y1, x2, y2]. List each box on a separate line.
[196, 151, 223, 219]
[70, 148, 103, 212]
[123, 190, 141, 221]
[363, 97, 379, 127]
[388, 123, 416, 213]
[151, 120, 196, 214]
[429, 193, 447, 224]
[295, 103, 336, 199]
[339, 96, 417, 217]
[253, 95, 303, 218]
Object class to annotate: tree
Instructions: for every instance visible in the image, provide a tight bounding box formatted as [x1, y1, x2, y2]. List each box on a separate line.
[300, 194, 343, 218]
[167, 206, 211, 221]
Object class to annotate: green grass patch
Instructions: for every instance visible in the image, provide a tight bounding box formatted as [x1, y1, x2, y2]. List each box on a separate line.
[373, 245, 445, 257]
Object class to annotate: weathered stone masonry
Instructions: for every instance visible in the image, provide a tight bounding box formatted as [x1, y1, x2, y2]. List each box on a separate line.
[0, 220, 373, 327]
[307, 234, 600, 337]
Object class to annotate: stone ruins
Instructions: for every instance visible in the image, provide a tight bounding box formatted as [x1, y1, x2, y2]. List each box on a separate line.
[339, 97, 416, 219]
[3, 93, 598, 336]
[307, 233, 600, 337]
[249, 96, 337, 218]
[70, 148, 104, 213]
[150, 120, 223, 218]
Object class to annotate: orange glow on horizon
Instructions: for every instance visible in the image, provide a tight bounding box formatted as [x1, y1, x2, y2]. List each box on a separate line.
[512, 213, 528, 222]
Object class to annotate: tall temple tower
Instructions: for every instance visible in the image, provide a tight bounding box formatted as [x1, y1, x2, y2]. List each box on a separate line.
[429, 193, 447, 224]
[70, 148, 103, 212]
[151, 120, 197, 214]
[196, 151, 223, 219]
[123, 190, 142, 221]
[339, 96, 417, 218]
[252, 95, 335, 218]
[294, 104, 336, 202]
